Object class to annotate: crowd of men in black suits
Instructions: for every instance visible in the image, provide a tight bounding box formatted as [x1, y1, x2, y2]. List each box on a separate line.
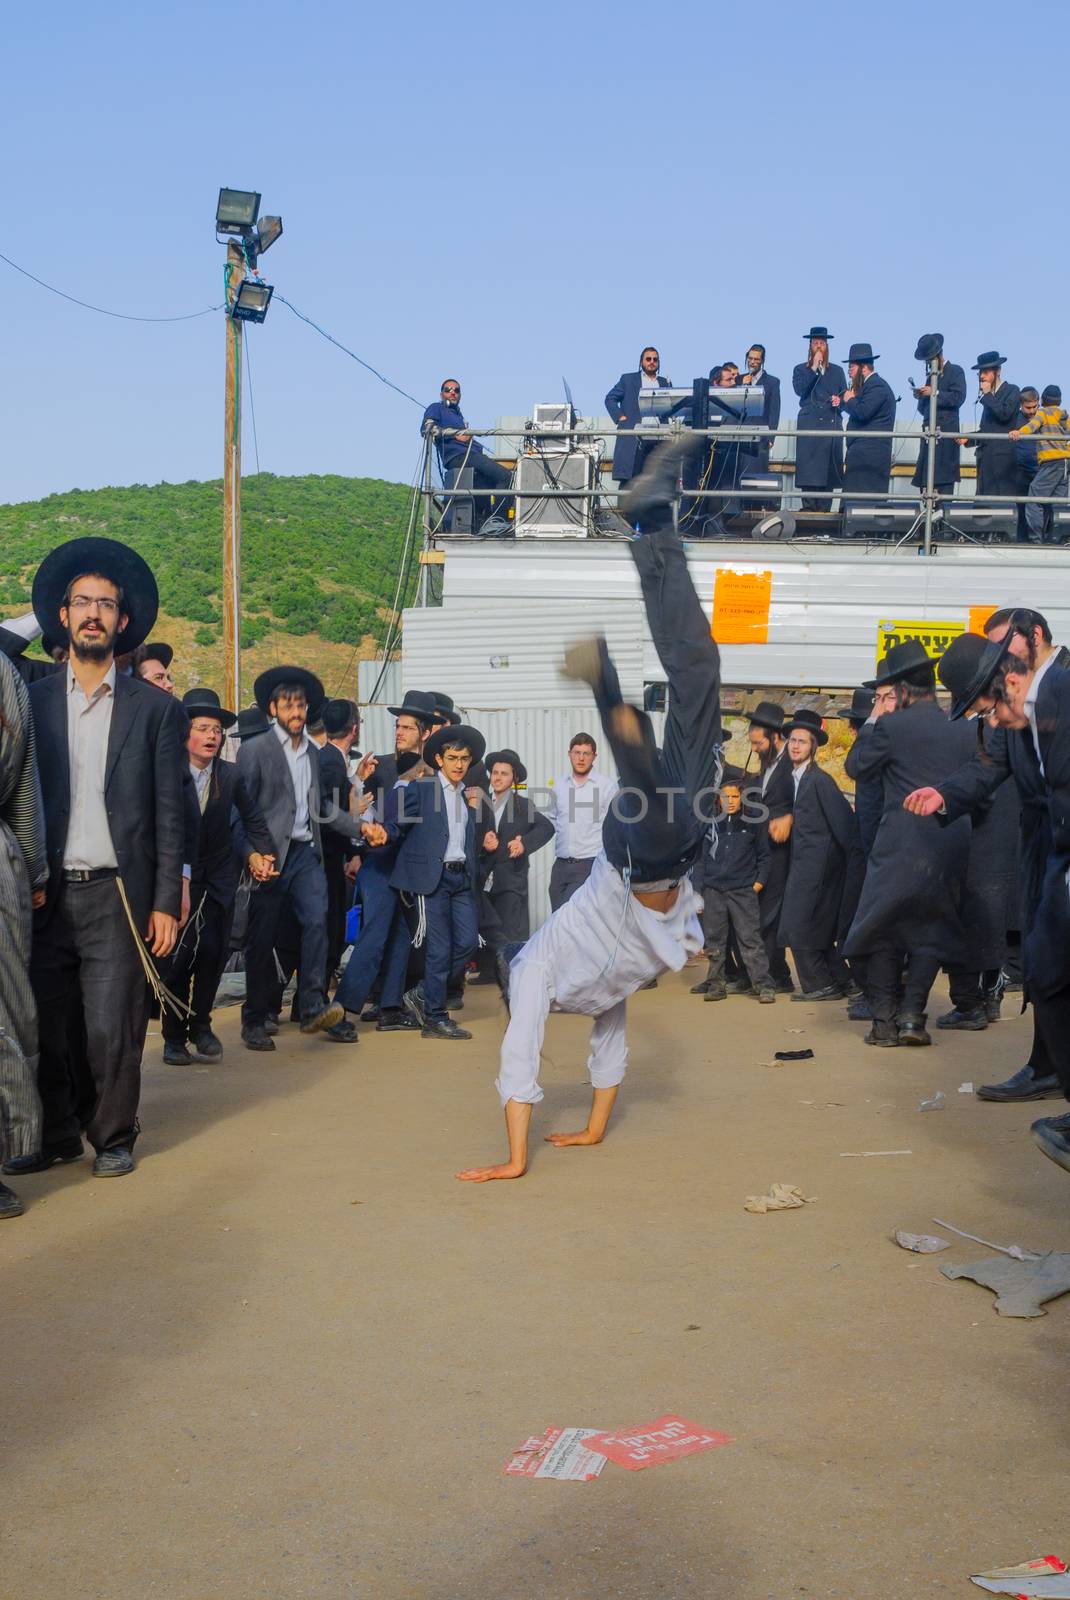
[2, 533, 1070, 1220]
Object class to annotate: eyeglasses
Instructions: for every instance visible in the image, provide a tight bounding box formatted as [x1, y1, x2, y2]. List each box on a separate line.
[442, 386, 460, 395]
[68, 595, 120, 614]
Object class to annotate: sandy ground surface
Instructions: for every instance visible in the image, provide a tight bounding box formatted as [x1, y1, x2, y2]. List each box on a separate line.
[3, 969, 1067, 1600]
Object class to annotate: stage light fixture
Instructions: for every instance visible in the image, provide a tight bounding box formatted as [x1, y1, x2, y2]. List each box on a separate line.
[231, 279, 273, 323]
[255, 215, 283, 254]
[216, 187, 261, 235]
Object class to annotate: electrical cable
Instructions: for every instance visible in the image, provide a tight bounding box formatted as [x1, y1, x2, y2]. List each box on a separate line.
[0, 247, 223, 322]
[274, 293, 424, 409]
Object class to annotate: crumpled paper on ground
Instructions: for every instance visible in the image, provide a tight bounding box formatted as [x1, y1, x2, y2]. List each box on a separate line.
[895, 1230, 951, 1254]
[942, 1253, 1070, 1317]
[744, 1183, 815, 1214]
[970, 1553, 1070, 1595]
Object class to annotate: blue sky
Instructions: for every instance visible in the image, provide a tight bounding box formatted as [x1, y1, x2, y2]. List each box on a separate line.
[3, 0, 1067, 505]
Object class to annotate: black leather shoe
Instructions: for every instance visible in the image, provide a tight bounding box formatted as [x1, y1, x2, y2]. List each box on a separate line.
[360, 1004, 380, 1023]
[976, 1065, 1063, 1102]
[791, 986, 844, 1002]
[93, 1147, 135, 1178]
[403, 986, 427, 1027]
[0, 1182, 24, 1218]
[1032, 1112, 1070, 1173]
[264, 1014, 280, 1036]
[242, 1025, 276, 1053]
[376, 1008, 419, 1032]
[703, 983, 728, 1002]
[421, 1019, 473, 1041]
[3, 1138, 84, 1176]
[936, 1007, 987, 1031]
[163, 1041, 193, 1066]
[324, 1019, 358, 1043]
[865, 1020, 899, 1047]
[847, 996, 873, 1022]
[898, 1016, 932, 1046]
[190, 1029, 223, 1061]
[300, 1002, 344, 1035]
[446, 990, 465, 1011]
[690, 978, 711, 994]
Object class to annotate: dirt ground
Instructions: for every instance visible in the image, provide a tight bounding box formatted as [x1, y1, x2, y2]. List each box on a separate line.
[3, 969, 1066, 1600]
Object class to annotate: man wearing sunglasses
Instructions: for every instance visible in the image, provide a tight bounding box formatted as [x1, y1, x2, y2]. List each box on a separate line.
[421, 378, 512, 529]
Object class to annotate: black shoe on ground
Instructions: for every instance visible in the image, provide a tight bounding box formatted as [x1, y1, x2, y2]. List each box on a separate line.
[865, 1020, 899, 1047]
[898, 1016, 932, 1046]
[264, 1014, 280, 1036]
[421, 1018, 473, 1041]
[360, 1004, 380, 1023]
[690, 977, 711, 995]
[704, 983, 728, 1002]
[446, 991, 465, 1011]
[976, 1065, 1063, 1102]
[0, 1182, 24, 1219]
[163, 1041, 193, 1066]
[725, 978, 754, 995]
[844, 983, 864, 1001]
[791, 986, 844, 1003]
[984, 994, 1003, 1023]
[190, 1029, 223, 1061]
[847, 997, 873, 1022]
[403, 986, 427, 1028]
[3, 1138, 84, 1176]
[93, 1147, 135, 1178]
[242, 1025, 276, 1053]
[774, 977, 795, 995]
[300, 1002, 344, 1035]
[936, 1007, 987, 1031]
[324, 1019, 359, 1043]
[757, 987, 776, 1004]
[376, 1007, 420, 1032]
[1031, 1112, 1070, 1174]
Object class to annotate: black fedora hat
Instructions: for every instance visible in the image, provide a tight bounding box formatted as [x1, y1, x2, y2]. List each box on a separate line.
[396, 749, 424, 778]
[40, 629, 66, 658]
[865, 638, 935, 688]
[430, 690, 462, 726]
[914, 333, 944, 363]
[423, 722, 486, 769]
[803, 326, 834, 341]
[387, 688, 438, 726]
[846, 342, 879, 365]
[181, 686, 237, 729]
[135, 641, 174, 670]
[784, 707, 828, 747]
[972, 350, 1007, 371]
[826, 686, 875, 726]
[32, 535, 159, 655]
[747, 699, 784, 733]
[253, 664, 325, 716]
[719, 762, 748, 786]
[236, 704, 271, 741]
[937, 633, 1010, 721]
[485, 747, 528, 785]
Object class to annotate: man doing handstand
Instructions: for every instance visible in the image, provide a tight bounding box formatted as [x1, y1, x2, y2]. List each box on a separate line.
[457, 437, 722, 1181]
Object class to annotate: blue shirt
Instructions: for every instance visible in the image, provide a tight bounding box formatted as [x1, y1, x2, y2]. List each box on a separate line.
[422, 401, 485, 468]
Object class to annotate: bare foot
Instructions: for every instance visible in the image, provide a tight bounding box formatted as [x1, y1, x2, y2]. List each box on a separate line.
[544, 1130, 603, 1148]
[456, 1162, 527, 1183]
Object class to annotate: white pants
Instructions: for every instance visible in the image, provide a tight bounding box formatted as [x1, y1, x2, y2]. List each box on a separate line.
[495, 957, 629, 1107]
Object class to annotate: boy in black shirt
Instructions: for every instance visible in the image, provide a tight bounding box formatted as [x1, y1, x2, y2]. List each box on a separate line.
[692, 773, 775, 1003]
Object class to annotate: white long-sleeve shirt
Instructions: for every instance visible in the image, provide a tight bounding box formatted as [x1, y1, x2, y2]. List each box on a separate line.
[551, 769, 619, 860]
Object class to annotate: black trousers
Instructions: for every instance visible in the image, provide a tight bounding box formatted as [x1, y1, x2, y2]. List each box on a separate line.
[946, 967, 1001, 1013]
[31, 876, 150, 1153]
[243, 840, 330, 1028]
[867, 947, 940, 1024]
[162, 891, 232, 1043]
[324, 854, 350, 983]
[488, 885, 529, 945]
[1032, 990, 1070, 1098]
[702, 886, 771, 986]
[549, 857, 595, 911]
[793, 946, 849, 993]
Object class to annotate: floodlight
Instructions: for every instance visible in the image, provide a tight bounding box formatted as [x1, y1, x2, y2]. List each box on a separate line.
[231, 279, 273, 323]
[216, 187, 261, 235]
[255, 215, 283, 254]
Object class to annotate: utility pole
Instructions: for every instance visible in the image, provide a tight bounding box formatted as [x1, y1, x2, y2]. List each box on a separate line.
[222, 240, 243, 713]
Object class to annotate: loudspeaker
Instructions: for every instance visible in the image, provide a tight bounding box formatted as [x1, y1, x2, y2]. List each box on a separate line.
[515, 452, 593, 538]
[443, 466, 475, 536]
[842, 505, 921, 539]
[940, 504, 1018, 541]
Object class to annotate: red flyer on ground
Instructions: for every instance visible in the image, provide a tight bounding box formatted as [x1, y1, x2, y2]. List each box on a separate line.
[582, 1416, 732, 1471]
[503, 1427, 608, 1481]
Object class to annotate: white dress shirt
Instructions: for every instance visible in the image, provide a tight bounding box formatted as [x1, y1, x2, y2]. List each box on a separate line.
[552, 768, 619, 860]
[491, 791, 510, 828]
[190, 760, 212, 814]
[1023, 650, 1059, 775]
[439, 772, 468, 862]
[791, 760, 811, 794]
[64, 664, 118, 870]
[274, 721, 313, 841]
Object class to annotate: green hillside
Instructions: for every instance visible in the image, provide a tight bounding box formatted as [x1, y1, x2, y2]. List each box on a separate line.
[0, 473, 417, 697]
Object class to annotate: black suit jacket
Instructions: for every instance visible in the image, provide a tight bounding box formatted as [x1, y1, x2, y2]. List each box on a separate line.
[604, 371, 671, 481]
[478, 791, 554, 893]
[388, 776, 478, 894]
[192, 757, 275, 906]
[30, 668, 186, 930]
[318, 743, 359, 867]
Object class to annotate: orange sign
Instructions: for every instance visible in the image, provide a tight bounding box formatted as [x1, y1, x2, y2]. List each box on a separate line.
[968, 604, 998, 637]
[712, 568, 772, 644]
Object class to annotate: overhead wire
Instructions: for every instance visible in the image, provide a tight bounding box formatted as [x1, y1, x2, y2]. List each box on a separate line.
[0, 247, 223, 322]
[273, 293, 424, 409]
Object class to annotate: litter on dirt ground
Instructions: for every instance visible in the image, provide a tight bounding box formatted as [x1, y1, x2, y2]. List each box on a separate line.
[744, 1183, 815, 1214]
[894, 1230, 951, 1254]
[970, 1553, 1070, 1595]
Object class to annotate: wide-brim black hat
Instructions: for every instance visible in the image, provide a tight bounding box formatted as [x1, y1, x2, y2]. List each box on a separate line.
[137, 641, 174, 669]
[846, 343, 879, 365]
[719, 762, 748, 786]
[253, 664, 325, 716]
[747, 699, 784, 733]
[914, 333, 944, 363]
[864, 638, 934, 688]
[32, 536, 159, 655]
[387, 689, 438, 726]
[181, 687, 237, 729]
[430, 690, 462, 726]
[972, 351, 1007, 371]
[423, 723, 486, 769]
[784, 708, 828, 747]
[937, 633, 1009, 721]
[396, 750, 424, 778]
[803, 326, 833, 341]
[236, 704, 272, 740]
[827, 686, 875, 725]
[484, 747, 528, 785]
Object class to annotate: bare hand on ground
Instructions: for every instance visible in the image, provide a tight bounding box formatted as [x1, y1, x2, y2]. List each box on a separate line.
[545, 1129, 604, 1148]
